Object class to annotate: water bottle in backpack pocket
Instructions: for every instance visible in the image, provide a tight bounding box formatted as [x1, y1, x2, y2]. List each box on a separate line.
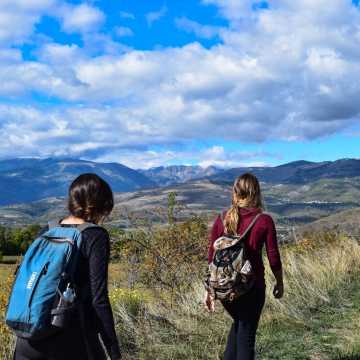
[5, 222, 98, 340]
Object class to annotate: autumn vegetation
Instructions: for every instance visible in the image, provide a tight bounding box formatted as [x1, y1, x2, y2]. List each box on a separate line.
[1, 194, 360, 359]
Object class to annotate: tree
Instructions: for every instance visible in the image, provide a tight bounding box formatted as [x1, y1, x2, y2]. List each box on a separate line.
[111, 193, 208, 302]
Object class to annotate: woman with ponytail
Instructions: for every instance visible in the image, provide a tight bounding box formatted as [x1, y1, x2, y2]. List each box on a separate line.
[204, 173, 283, 360]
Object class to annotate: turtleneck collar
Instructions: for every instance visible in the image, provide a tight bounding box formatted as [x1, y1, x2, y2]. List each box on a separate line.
[238, 207, 262, 216]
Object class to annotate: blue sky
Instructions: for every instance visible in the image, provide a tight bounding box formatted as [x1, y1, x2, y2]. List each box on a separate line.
[0, 0, 359, 168]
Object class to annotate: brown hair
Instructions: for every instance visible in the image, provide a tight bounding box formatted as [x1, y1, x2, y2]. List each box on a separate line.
[224, 173, 264, 235]
[68, 173, 114, 224]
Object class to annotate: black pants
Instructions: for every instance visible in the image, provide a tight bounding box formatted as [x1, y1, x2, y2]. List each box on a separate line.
[13, 325, 107, 360]
[222, 286, 265, 360]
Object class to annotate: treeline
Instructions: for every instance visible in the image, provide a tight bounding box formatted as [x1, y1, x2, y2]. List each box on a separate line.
[0, 225, 42, 257]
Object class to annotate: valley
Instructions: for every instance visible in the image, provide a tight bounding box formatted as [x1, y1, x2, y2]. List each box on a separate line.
[0, 178, 359, 244]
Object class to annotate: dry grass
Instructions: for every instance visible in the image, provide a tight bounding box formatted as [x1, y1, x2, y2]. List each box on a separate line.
[112, 234, 360, 359]
[0, 274, 16, 360]
[1, 233, 360, 359]
[264, 234, 360, 322]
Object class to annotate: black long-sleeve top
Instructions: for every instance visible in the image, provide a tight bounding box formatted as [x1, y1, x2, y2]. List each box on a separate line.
[75, 226, 121, 359]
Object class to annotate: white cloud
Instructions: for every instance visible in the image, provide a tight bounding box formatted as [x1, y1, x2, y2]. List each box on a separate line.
[0, 103, 277, 168]
[146, 5, 167, 27]
[175, 17, 223, 39]
[119, 11, 135, 20]
[198, 146, 272, 168]
[0, 0, 54, 45]
[0, 0, 359, 166]
[58, 3, 105, 33]
[115, 26, 134, 37]
[37, 43, 82, 63]
[202, 0, 255, 21]
[96, 146, 273, 169]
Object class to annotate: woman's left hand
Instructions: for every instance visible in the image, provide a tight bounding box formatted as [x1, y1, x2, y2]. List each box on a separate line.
[273, 282, 284, 299]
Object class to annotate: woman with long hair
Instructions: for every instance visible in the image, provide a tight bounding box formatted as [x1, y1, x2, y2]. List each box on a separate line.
[205, 173, 283, 360]
[14, 173, 121, 360]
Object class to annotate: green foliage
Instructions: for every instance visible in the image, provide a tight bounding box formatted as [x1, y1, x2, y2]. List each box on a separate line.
[111, 193, 208, 299]
[0, 224, 41, 256]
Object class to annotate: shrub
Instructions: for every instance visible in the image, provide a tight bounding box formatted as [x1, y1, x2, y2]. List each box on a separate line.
[0, 275, 15, 359]
[111, 193, 208, 301]
[110, 288, 149, 318]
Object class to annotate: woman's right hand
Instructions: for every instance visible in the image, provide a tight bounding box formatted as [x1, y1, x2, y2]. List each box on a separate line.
[203, 291, 215, 312]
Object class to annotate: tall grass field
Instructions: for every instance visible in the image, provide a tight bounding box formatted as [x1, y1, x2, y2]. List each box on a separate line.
[1, 228, 359, 359]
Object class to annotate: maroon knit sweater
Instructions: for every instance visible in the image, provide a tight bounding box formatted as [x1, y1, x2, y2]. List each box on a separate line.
[208, 207, 282, 289]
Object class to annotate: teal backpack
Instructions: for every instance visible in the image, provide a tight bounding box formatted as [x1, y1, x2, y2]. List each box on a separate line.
[6, 221, 99, 340]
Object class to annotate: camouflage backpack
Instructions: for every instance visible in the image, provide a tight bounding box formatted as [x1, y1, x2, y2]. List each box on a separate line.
[205, 213, 263, 302]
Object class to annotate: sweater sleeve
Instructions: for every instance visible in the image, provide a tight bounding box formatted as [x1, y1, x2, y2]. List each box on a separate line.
[264, 216, 282, 272]
[86, 229, 122, 360]
[208, 214, 225, 263]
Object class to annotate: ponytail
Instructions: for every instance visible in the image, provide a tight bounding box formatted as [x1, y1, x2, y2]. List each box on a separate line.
[224, 203, 239, 235]
[224, 173, 263, 235]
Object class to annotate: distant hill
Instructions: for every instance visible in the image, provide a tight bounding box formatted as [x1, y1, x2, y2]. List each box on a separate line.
[209, 158, 360, 184]
[299, 207, 360, 236]
[0, 158, 155, 205]
[0, 157, 359, 209]
[1, 177, 359, 227]
[139, 165, 221, 186]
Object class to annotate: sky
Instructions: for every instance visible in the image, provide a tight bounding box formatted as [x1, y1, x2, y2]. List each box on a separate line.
[0, 0, 359, 169]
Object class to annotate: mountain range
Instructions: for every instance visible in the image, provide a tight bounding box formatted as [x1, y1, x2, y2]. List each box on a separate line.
[209, 158, 360, 184]
[0, 157, 359, 206]
[0, 158, 155, 205]
[138, 165, 221, 186]
[0, 157, 359, 227]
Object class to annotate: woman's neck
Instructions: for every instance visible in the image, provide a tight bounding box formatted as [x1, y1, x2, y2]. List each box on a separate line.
[60, 215, 86, 225]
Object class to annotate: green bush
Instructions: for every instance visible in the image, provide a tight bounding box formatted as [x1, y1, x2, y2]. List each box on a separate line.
[0, 224, 41, 256]
[111, 193, 208, 300]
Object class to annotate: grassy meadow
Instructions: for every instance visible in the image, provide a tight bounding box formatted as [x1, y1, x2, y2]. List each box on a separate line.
[1, 213, 360, 360]
[105, 232, 360, 360]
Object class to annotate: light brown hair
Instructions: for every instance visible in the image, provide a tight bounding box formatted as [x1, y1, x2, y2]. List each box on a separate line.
[224, 172, 264, 235]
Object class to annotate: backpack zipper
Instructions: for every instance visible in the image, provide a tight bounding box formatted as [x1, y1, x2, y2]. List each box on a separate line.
[27, 262, 50, 323]
[42, 236, 75, 246]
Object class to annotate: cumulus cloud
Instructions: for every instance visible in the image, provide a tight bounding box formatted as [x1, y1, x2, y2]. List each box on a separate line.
[202, 0, 256, 21]
[175, 17, 223, 39]
[0, 103, 278, 168]
[115, 26, 134, 37]
[0, 0, 359, 166]
[146, 5, 167, 27]
[119, 11, 135, 20]
[198, 146, 273, 168]
[92, 145, 274, 169]
[0, 0, 54, 45]
[57, 3, 105, 34]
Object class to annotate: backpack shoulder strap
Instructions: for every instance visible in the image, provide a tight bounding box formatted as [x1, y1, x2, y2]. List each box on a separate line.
[236, 213, 263, 240]
[48, 219, 60, 229]
[47, 220, 101, 233]
[77, 222, 101, 233]
[225, 212, 264, 247]
[219, 211, 264, 236]
[220, 210, 227, 223]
